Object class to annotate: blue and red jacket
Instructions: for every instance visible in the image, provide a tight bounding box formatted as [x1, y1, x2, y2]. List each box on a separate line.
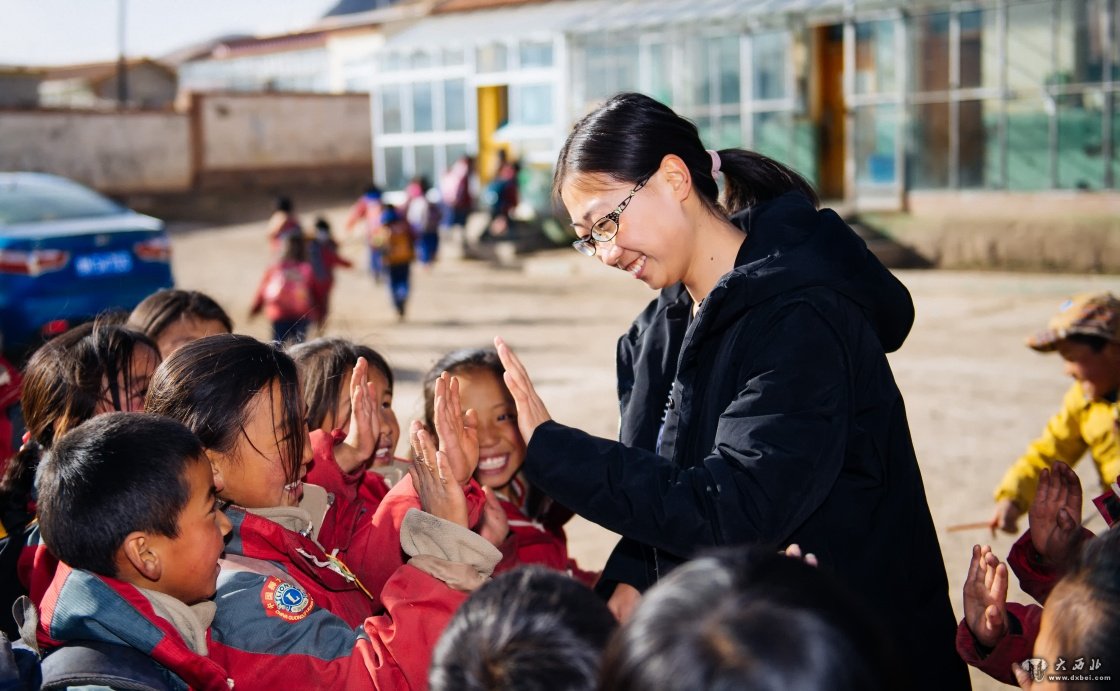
[209, 551, 467, 690]
[37, 563, 232, 691]
[222, 504, 378, 628]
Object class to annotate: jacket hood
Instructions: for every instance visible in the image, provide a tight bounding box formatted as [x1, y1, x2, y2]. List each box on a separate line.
[715, 192, 914, 352]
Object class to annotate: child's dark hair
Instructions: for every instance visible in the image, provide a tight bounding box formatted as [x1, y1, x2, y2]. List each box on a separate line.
[37, 413, 204, 577]
[598, 547, 898, 691]
[275, 195, 293, 213]
[1065, 333, 1111, 353]
[554, 92, 818, 218]
[314, 217, 331, 234]
[287, 337, 393, 431]
[281, 232, 308, 263]
[146, 333, 305, 487]
[126, 289, 233, 342]
[430, 566, 616, 691]
[422, 348, 503, 443]
[0, 319, 158, 517]
[1043, 526, 1120, 684]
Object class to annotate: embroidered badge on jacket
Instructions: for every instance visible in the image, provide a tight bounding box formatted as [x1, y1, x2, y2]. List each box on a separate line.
[260, 577, 314, 622]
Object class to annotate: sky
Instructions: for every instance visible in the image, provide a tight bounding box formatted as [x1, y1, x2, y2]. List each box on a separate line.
[0, 0, 337, 66]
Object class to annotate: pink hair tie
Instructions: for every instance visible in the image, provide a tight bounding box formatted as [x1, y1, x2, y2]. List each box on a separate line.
[707, 149, 721, 178]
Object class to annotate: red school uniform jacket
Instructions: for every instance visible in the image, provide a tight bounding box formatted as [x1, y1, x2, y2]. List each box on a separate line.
[209, 556, 467, 691]
[306, 428, 392, 511]
[493, 497, 599, 587]
[362, 474, 487, 604]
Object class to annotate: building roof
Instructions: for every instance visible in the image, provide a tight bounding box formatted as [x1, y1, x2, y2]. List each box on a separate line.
[39, 58, 174, 83]
[431, 0, 562, 13]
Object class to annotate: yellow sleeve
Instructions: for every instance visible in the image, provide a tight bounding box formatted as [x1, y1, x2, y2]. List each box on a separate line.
[994, 383, 1089, 510]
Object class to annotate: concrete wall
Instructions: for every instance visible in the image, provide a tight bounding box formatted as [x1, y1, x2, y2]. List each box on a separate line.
[0, 92, 373, 198]
[198, 93, 371, 170]
[0, 110, 192, 193]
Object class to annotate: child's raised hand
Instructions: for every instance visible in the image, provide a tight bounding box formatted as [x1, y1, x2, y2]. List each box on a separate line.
[409, 420, 468, 528]
[493, 337, 551, 445]
[432, 372, 479, 485]
[338, 357, 379, 473]
[1029, 462, 1083, 567]
[962, 544, 1009, 649]
[478, 487, 510, 547]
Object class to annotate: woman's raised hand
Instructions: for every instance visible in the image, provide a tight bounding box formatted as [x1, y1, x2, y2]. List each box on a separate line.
[432, 372, 479, 486]
[494, 337, 551, 445]
[336, 357, 379, 473]
[409, 420, 468, 528]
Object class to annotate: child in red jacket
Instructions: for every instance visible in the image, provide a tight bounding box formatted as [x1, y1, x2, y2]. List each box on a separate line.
[250, 233, 316, 344]
[289, 337, 410, 510]
[422, 348, 598, 585]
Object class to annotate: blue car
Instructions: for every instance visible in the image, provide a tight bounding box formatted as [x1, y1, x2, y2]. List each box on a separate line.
[0, 172, 174, 357]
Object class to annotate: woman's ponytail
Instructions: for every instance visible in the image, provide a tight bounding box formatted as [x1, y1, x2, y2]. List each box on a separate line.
[716, 149, 819, 216]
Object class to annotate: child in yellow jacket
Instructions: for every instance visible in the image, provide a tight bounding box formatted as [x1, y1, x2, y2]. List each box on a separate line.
[991, 292, 1120, 533]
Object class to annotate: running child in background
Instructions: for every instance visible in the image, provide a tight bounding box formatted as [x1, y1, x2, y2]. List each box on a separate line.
[126, 288, 233, 358]
[378, 205, 416, 320]
[991, 292, 1120, 533]
[306, 218, 353, 333]
[250, 233, 316, 344]
[345, 184, 385, 284]
[423, 348, 597, 585]
[405, 176, 441, 268]
[288, 337, 409, 509]
[266, 195, 302, 254]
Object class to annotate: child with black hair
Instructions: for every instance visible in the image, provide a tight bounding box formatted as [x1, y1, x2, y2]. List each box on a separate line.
[0, 319, 160, 635]
[32, 412, 233, 690]
[423, 348, 597, 585]
[599, 546, 900, 691]
[127, 288, 233, 358]
[289, 337, 408, 509]
[147, 334, 500, 690]
[429, 566, 615, 691]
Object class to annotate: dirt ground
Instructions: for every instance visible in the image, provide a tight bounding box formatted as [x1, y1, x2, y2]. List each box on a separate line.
[170, 206, 1120, 690]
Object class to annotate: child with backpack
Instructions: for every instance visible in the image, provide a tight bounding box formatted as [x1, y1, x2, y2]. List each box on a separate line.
[405, 177, 441, 268]
[378, 205, 416, 320]
[306, 218, 353, 333]
[250, 233, 316, 344]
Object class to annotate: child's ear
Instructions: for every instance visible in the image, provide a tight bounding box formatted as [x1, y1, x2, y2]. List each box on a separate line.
[204, 450, 226, 494]
[121, 531, 163, 582]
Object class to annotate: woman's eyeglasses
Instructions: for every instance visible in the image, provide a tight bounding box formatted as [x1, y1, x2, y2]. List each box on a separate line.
[571, 176, 650, 257]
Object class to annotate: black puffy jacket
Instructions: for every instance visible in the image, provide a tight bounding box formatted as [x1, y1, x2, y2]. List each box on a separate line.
[525, 192, 970, 690]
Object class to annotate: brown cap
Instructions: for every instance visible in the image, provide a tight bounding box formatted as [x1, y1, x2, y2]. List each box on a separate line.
[1027, 292, 1120, 352]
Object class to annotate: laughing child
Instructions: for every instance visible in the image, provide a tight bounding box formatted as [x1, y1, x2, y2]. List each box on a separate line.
[34, 413, 233, 690]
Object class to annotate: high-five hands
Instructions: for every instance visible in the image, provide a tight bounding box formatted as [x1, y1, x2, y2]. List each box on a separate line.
[337, 357, 379, 473]
[1029, 462, 1083, 567]
[962, 544, 1009, 649]
[493, 337, 552, 445]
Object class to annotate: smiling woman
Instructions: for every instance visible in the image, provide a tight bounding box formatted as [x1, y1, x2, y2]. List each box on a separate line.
[495, 92, 970, 691]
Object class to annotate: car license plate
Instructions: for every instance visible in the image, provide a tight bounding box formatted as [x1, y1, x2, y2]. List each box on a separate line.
[75, 250, 133, 277]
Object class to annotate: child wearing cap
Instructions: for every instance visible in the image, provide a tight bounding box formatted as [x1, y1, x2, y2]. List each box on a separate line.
[990, 292, 1120, 533]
